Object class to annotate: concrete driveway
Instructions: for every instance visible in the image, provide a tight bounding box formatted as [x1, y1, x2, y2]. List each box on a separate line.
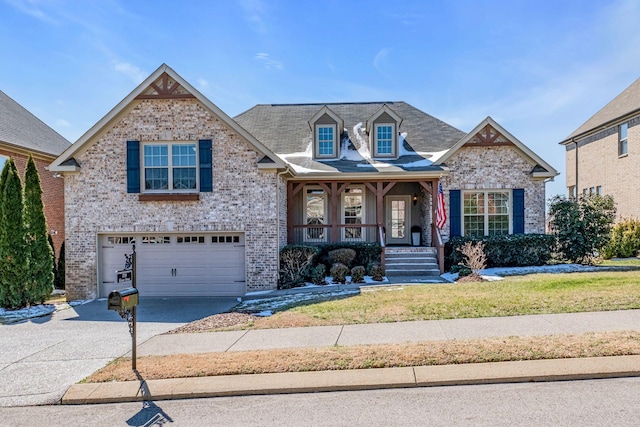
[0, 297, 238, 407]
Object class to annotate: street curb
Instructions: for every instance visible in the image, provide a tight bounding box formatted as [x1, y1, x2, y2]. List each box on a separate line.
[61, 355, 640, 405]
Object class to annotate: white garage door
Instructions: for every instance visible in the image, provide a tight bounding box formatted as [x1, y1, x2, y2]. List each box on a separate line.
[99, 233, 245, 298]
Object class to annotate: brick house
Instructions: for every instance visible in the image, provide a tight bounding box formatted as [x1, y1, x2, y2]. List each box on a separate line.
[560, 77, 640, 220]
[51, 64, 558, 300]
[0, 89, 70, 253]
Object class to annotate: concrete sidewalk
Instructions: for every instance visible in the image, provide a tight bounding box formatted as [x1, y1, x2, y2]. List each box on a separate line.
[63, 309, 640, 404]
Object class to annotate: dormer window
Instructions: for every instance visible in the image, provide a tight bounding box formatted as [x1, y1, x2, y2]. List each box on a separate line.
[374, 123, 395, 157]
[309, 106, 343, 160]
[366, 104, 403, 159]
[316, 124, 337, 157]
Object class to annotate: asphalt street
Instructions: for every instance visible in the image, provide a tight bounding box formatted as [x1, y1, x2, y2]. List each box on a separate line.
[2, 378, 640, 426]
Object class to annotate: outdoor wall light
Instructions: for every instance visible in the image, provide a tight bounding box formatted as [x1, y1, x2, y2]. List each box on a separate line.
[413, 193, 418, 205]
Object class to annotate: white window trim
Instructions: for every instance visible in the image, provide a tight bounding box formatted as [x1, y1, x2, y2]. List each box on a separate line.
[314, 124, 338, 159]
[0, 154, 7, 171]
[304, 186, 328, 243]
[373, 123, 396, 158]
[462, 190, 512, 237]
[619, 122, 628, 157]
[341, 186, 366, 242]
[141, 141, 199, 193]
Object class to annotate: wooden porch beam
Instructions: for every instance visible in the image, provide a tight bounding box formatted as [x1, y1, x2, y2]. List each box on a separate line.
[419, 181, 432, 195]
[330, 182, 340, 242]
[290, 182, 305, 198]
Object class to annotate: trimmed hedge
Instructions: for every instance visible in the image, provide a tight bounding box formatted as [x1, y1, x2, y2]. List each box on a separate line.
[445, 234, 554, 270]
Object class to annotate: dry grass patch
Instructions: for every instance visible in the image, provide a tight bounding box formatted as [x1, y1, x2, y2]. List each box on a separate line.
[86, 331, 640, 383]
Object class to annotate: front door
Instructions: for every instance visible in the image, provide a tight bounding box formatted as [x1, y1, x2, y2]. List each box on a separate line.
[385, 195, 411, 245]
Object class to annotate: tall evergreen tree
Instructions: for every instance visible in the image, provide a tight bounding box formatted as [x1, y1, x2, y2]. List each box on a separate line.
[0, 158, 27, 309]
[48, 234, 59, 289]
[0, 160, 10, 307]
[23, 155, 54, 304]
[55, 241, 65, 290]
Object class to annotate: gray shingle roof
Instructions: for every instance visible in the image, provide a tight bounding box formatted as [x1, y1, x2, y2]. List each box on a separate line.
[234, 101, 466, 174]
[563, 76, 640, 143]
[0, 90, 70, 156]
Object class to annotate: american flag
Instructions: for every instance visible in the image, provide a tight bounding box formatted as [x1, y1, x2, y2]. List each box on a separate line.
[436, 182, 447, 229]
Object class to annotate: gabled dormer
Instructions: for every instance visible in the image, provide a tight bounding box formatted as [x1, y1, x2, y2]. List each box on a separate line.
[366, 104, 403, 159]
[309, 106, 343, 160]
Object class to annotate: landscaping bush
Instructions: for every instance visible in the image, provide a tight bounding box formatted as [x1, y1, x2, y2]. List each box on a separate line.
[445, 234, 555, 271]
[330, 263, 349, 284]
[310, 264, 327, 286]
[457, 241, 487, 275]
[316, 243, 382, 272]
[350, 266, 366, 283]
[603, 218, 640, 259]
[328, 248, 356, 268]
[278, 245, 319, 289]
[548, 194, 616, 264]
[450, 264, 472, 277]
[368, 263, 385, 281]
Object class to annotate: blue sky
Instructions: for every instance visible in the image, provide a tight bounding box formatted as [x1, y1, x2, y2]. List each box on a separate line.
[2, 0, 640, 199]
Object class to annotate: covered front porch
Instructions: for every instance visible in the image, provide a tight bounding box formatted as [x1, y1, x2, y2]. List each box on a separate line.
[286, 179, 445, 273]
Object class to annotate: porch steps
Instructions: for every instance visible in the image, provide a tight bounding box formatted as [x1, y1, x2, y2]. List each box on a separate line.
[384, 247, 441, 277]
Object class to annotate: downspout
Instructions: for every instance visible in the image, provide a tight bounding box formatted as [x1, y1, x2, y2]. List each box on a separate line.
[574, 139, 578, 198]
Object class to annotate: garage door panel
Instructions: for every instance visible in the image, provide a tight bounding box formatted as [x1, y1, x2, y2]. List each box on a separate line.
[100, 233, 246, 297]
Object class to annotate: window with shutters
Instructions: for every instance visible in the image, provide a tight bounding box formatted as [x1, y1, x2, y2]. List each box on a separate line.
[143, 142, 197, 191]
[463, 190, 511, 237]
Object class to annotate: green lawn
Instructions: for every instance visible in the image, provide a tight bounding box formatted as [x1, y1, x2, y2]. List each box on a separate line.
[242, 270, 640, 329]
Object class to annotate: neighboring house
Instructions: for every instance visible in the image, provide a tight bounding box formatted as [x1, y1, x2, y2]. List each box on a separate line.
[560, 77, 640, 220]
[51, 64, 558, 300]
[0, 89, 70, 253]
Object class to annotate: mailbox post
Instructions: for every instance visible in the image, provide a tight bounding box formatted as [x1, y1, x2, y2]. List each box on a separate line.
[108, 244, 138, 370]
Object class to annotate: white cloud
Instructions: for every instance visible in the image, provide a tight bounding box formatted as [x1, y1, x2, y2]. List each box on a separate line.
[373, 48, 391, 76]
[55, 119, 71, 127]
[255, 53, 283, 70]
[238, 0, 268, 34]
[4, 0, 58, 24]
[113, 61, 146, 84]
[197, 78, 210, 90]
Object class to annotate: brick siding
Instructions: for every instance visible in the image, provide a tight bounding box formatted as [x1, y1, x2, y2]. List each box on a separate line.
[565, 118, 640, 220]
[440, 145, 547, 238]
[64, 98, 282, 300]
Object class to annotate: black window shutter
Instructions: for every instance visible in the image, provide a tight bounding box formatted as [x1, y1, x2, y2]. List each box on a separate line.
[199, 140, 213, 192]
[513, 189, 525, 234]
[126, 140, 140, 193]
[449, 190, 461, 237]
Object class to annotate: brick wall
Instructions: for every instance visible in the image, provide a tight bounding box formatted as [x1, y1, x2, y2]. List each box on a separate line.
[440, 146, 547, 238]
[64, 98, 282, 300]
[0, 148, 65, 254]
[565, 118, 640, 220]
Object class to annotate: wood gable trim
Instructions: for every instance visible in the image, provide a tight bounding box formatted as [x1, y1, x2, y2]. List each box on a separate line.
[135, 72, 196, 100]
[462, 124, 514, 147]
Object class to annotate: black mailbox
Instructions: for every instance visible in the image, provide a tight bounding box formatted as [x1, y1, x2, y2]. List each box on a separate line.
[108, 288, 139, 311]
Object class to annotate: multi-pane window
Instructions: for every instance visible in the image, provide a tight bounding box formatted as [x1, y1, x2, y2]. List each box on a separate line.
[463, 191, 510, 237]
[343, 187, 364, 241]
[143, 143, 197, 191]
[305, 188, 326, 241]
[619, 122, 628, 156]
[375, 124, 394, 156]
[316, 126, 336, 157]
